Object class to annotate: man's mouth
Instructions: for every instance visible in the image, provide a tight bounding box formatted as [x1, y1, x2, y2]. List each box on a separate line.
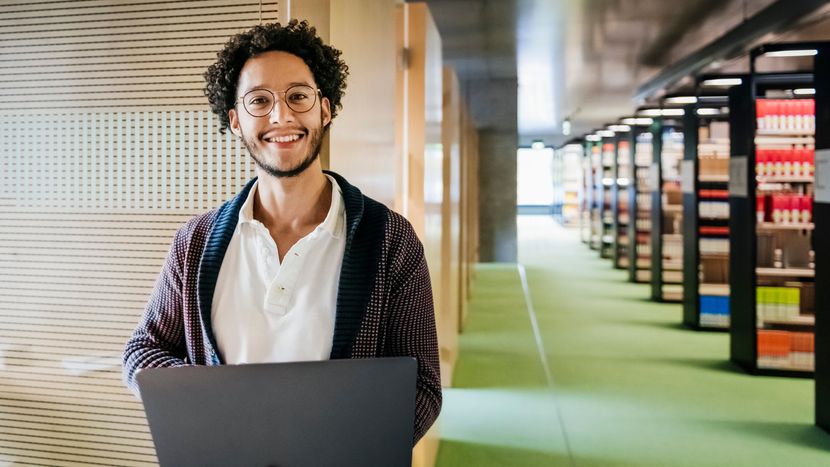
[264, 134, 303, 143]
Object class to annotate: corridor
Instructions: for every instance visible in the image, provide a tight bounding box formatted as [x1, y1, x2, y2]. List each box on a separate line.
[436, 216, 828, 467]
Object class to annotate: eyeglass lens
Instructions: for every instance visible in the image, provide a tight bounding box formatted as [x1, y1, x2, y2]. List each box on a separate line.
[241, 85, 317, 117]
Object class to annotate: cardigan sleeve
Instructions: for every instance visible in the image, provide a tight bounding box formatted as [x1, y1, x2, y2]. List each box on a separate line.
[122, 225, 191, 397]
[384, 213, 442, 444]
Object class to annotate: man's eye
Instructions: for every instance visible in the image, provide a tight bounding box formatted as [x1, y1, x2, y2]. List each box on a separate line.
[288, 93, 309, 102]
[249, 97, 269, 106]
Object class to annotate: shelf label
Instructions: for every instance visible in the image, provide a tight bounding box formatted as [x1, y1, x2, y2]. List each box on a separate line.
[650, 163, 660, 190]
[729, 156, 748, 198]
[681, 160, 694, 194]
[816, 149, 830, 204]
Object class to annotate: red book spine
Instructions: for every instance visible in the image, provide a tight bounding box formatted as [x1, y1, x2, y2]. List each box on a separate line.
[756, 99, 767, 130]
[789, 195, 799, 224]
[806, 99, 815, 131]
[772, 195, 782, 224]
[756, 195, 766, 223]
[802, 195, 813, 223]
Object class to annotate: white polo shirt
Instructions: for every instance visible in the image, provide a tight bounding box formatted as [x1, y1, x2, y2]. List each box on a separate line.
[210, 175, 346, 364]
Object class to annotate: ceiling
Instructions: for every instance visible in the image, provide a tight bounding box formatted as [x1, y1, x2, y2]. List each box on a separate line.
[423, 0, 830, 147]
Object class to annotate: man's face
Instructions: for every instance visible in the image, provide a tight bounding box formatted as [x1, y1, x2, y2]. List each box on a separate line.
[228, 50, 332, 178]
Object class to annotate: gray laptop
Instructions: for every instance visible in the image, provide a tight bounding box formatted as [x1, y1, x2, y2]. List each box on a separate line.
[136, 357, 417, 467]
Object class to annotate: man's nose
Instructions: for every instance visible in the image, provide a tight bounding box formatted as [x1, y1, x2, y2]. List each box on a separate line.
[269, 96, 294, 124]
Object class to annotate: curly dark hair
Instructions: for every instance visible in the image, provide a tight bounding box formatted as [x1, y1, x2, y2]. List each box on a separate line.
[204, 20, 349, 133]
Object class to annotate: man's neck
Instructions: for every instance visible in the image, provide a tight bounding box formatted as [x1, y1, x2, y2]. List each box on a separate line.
[252, 164, 331, 234]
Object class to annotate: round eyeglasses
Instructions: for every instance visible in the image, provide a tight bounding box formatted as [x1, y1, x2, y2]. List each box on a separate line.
[236, 85, 321, 117]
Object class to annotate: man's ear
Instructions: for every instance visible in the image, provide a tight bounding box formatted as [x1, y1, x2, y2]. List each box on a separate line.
[321, 97, 332, 128]
[228, 108, 242, 137]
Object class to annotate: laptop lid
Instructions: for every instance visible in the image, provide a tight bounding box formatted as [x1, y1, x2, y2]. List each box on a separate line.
[136, 357, 417, 467]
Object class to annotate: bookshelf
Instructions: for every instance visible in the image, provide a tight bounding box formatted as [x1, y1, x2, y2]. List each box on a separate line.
[628, 128, 654, 283]
[651, 117, 684, 302]
[580, 139, 594, 244]
[561, 143, 584, 226]
[600, 138, 616, 259]
[815, 42, 830, 432]
[728, 43, 827, 385]
[613, 134, 632, 269]
[588, 140, 603, 250]
[682, 92, 734, 330]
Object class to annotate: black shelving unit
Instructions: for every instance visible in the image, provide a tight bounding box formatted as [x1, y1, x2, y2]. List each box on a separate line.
[650, 119, 664, 300]
[613, 131, 632, 270]
[628, 125, 654, 283]
[587, 138, 602, 250]
[600, 136, 615, 259]
[814, 44, 830, 433]
[682, 89, 735, 330]
[561, 142, 583, 226]
[650, 116, 684, 302]
[728, 42, 827, 381]
[580, 139, 593, 244]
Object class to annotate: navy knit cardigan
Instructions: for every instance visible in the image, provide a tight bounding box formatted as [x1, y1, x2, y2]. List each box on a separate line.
[123, 171, 442, 443]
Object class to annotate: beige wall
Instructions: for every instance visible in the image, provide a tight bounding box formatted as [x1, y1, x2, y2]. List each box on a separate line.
[328, 0, 399, 207]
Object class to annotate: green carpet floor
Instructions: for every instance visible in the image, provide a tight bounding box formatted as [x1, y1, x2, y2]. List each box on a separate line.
[435, 215, 830, 467]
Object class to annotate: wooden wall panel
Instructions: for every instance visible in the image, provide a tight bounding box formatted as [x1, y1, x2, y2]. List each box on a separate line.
[329, 0, 398, 208]
[460, 102, 480, 331]
[440, 66, 461, 386]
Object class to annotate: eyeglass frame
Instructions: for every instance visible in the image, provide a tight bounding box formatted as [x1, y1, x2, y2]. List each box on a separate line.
[235, 85, 323, 117]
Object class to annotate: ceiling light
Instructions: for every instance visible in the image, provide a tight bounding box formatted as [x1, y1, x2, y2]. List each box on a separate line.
[661, 108, 685, 116]
[763, 49, 818, 58]
[621, 117, 654, 125]
[794, 88, 816, 95]
[701, 78, 743, 87]
[531, 139, 545, 150]
[696, 108, 721, 116]
[585, 135, 601, 142]
[637, 109, 662, 117]
[608, 125, 631, 132]
[562, 118, 572, 136]
[597, 130, 615, 138]
[664, 96, 697, 105]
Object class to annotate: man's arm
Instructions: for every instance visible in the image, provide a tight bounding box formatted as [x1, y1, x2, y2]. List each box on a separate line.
[385, 216, 442, 444]
[122, 227, 191, 396]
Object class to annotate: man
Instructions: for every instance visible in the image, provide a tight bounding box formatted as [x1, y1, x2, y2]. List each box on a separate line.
[122, 20, 441, 443]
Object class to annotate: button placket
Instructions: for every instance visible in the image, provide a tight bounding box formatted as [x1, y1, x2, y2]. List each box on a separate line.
[263, 236, 310, 315]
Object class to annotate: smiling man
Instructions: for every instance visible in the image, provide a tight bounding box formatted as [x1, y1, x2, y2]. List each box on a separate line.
[122, 20, 441, 444]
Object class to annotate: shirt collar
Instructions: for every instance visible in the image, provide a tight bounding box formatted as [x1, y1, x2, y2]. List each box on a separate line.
[238, 180, 259, 226]
[237, 175, 345, 239]
[321, 174, 346, 239]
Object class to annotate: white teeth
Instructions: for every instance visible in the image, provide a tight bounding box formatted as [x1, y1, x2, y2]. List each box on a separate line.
[265, 134, 301, 143]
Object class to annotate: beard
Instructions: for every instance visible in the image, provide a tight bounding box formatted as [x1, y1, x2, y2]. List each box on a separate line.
[241, 117, 328, 179]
